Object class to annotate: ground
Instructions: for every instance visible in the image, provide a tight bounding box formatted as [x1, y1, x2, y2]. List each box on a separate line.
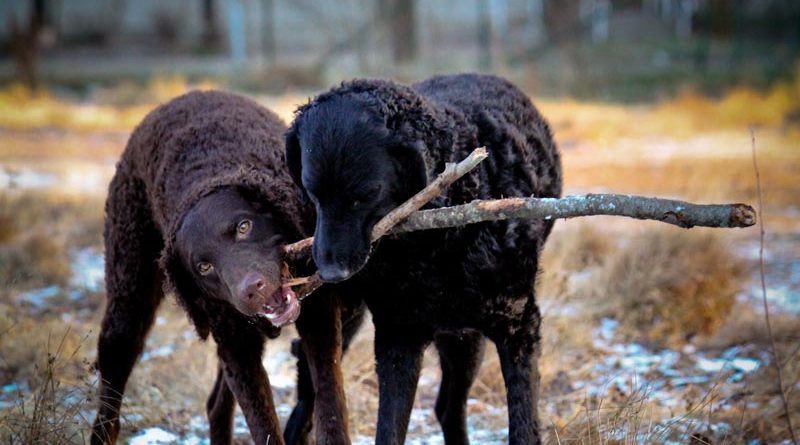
[0, 77, 798, 444]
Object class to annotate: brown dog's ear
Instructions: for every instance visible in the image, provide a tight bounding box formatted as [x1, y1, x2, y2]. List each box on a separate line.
[284, 124, 306, 199]
[160, 248, 211, 340]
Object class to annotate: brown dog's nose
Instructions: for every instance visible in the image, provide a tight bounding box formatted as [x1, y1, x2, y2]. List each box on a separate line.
[239, 271, 267, 302]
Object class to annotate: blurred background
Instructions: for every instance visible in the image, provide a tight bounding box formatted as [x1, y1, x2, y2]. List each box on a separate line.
[2, 0, 800, 98]
[0, 1, 798, 444]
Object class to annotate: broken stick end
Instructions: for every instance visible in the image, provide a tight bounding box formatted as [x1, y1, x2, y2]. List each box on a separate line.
[731, 203, 757, 228]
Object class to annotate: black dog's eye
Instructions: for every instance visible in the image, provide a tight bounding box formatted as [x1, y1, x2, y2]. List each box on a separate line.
[352, 184, 383, 209]
[197, 262, 214, 276]
[237, 219, 252, 237]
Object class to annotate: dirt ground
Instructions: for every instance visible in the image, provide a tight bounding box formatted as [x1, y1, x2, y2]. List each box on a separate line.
[0, 78, 798, 444]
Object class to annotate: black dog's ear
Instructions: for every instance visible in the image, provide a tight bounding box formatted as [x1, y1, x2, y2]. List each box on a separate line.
[284, 124, 306, 197]
[390, 139, 428, 201]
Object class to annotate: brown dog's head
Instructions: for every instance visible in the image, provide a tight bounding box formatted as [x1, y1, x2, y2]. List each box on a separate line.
[173, 187, 300, 327]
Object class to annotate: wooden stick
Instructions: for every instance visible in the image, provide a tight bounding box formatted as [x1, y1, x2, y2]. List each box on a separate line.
[282, 147, 758, 299]
[283, 194, 756, 264]
[392, 194, 756, 233]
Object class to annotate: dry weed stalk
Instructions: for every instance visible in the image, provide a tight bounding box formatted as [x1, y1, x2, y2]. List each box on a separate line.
[0, 327, 94, 445]
[751, 128, 797, 445]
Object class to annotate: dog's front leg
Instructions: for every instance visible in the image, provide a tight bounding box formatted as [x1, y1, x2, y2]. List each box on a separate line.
[213, 325, 284, 445]
[296, 292, 350, 445]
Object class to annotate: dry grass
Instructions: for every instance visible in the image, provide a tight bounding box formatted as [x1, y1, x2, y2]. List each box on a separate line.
[0, 191, 103, 294]
[0, 326, 95, 445]
[585, 228, 745, 348]
[538, 64, 800, 145]
[0, 190, 104, 248]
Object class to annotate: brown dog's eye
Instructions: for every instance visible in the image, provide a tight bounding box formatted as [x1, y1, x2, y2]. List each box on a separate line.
[197, 262, 214, 276]
[237, 219, 252, 236]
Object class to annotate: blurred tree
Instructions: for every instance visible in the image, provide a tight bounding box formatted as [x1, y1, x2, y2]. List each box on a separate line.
[262, 0, 277, 64]
[8, 0, 49, 90]
[202, 0, 221, 50]
[544, 0, 582, 45]
[378, 0, 417, 63]
[477, 0, 492, 70]
[543, 0, 590, 96]
[227, 0, 247, 65]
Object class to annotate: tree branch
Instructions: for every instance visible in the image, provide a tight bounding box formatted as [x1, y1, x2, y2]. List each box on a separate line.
[282, 146, 757, 299]
[392, 194, 756, 233]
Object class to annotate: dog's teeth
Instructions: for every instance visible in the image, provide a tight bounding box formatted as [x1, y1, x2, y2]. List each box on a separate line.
[284, 293, 291, 304]
[265, 312, 278, 321]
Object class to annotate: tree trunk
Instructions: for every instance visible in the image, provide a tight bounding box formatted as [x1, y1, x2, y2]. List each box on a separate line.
[379, 0, 417, 63]
[477, 0, 492, 70]
[202, 0, 221, 50]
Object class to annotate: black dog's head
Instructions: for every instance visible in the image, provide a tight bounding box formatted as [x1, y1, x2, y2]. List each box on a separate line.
[174, 187, 300, 327]
[286, 94, 429, 282]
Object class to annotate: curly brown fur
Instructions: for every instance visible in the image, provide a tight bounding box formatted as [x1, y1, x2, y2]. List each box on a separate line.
[286, 73, 562, 445]
[91, 91, 362, 445]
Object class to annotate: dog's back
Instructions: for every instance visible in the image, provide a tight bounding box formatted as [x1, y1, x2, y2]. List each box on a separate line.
[414, 73, 562, 204]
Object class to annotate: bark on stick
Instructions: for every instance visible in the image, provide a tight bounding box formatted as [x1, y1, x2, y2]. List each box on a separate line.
[392, 194, 756, 233]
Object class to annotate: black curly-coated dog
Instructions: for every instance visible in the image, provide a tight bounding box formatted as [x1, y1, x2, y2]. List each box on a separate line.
[91, 90, 363, 445]
[286, 73, 562, 445]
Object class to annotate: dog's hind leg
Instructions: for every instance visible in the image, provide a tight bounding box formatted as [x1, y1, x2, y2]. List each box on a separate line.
[492, 297, 543, 445]
[91, 172, 164, 445]
[434, 330, 485, 445]
[207, 365, 236, 445]
[283, 339, 314, 445]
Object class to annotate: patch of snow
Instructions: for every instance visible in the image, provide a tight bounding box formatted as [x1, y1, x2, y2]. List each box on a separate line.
[587, 318, 762, 409]
[140, 345, 176, 362]
[70, 248, 105, 292]
[276, 403, 293, 418]
[18, 285, 61, 308]
[125, 413, 145, 423]
[128, 427, 179, 445]
[233, 414, 249, 436]
[262, 350, 295, 389]
[180, 436, 209, 445]
[269, 373, 296, 390]
[0, 167, 57, 189]
[765, 285, 800, 313]
[696, 349, 760, 375]
[2, 383, 21, 393]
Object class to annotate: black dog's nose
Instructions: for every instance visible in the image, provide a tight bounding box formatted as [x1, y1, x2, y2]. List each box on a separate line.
[318, 265, 352, 283]
[240, 272, 267, 300]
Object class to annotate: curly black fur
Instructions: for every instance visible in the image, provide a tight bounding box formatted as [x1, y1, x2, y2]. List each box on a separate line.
[286, 74, 562, 445]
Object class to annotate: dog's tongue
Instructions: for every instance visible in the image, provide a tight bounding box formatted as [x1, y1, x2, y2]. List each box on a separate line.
[262, 286, 300, 327]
